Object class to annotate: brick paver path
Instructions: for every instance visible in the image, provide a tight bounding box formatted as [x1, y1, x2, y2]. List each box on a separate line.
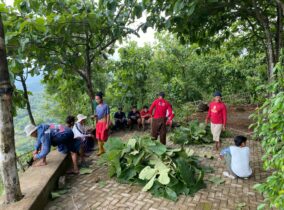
[45, 131, 270, 210]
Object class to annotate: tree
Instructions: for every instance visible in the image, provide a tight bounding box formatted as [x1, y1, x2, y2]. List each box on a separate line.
[0, 10, 22, 203]
[7, 0, 146, 113]
[252, 50, 284, 209]
[144, 0, 284, 81]
[107, 42, 153, 107]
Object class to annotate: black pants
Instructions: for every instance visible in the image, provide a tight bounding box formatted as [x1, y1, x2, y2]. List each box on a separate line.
[151, 117, 167, 145]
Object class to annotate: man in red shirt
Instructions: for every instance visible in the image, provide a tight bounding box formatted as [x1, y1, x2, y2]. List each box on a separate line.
[205, 91, 227, 151]
[140, 105, 151, 131]
[149, 92, 173, 145]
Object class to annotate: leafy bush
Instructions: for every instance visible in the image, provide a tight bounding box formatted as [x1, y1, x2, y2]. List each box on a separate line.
[171, 120, 213, 145]
[251, 52, 284, 209]
[100, 137, 205, 201]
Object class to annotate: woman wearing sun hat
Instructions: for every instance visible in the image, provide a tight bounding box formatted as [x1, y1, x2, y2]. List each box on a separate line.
[73, 114, 95, 154]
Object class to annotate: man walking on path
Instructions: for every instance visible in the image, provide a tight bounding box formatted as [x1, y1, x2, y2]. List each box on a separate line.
[205, 91, 227, 151]
[149, 92, 173, 145]
[95, 92, 110, 156]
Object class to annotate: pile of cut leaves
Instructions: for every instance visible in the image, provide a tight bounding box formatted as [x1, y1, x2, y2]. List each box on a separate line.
[171, 120, 213, 145]
[100, 137, 205, 201]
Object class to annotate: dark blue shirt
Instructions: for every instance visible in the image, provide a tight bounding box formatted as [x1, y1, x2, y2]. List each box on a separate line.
[96, 102, 110, 120]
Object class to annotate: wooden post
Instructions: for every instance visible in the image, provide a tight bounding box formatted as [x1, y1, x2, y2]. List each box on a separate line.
[0, 14, 23, 203]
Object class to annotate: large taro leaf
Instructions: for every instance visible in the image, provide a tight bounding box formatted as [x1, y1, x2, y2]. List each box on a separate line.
[139, 166, 157, 180]
[107, 150, 122, 177]
[175, 157, 194, 186]
[104, 138, 125, 151]
[147, 143, 167, 156]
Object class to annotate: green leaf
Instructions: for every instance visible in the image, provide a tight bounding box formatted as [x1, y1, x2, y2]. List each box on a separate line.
[158, 170, 170, 185]
[148, 143, 167, 156]
[51, 189, 68, 200]
[127, 138, 137, 149]
[0, 3, 8, 13]
[257, 204, 266, 210]
[165, 187, 177, 201]
[139, 166, 157, 180]
[142, 175, 156, 191]
[208, 176, 225, 185]
[80, 167, 93, 175]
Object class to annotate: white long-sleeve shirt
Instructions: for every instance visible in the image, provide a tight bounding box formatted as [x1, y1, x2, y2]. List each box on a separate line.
[72, 122, 87, 138]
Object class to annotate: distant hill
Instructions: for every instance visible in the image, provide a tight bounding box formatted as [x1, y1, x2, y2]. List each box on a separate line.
[15, 74, 44, 93]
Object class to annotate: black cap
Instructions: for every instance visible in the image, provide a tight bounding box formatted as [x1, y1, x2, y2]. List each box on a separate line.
[213, 91, 222, 97]
[159, 92, 165, 98]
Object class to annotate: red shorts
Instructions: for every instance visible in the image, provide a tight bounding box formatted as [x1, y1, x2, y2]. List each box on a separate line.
[96, 121, 108, 141]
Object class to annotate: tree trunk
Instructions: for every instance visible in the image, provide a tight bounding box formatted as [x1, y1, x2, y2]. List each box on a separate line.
[275, 2, 283, 62]
[85, 30, 95, 114]
[0, 14, 23, 204]
[253, 0, 275, 81]
[19, 74, 36, 125]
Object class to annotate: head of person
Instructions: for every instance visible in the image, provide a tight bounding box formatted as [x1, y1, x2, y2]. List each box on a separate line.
[234, 135, 247, 147]
[25, 124, 38, 138]
[118, 107, 123, 113]
[132, 106, 137, 112]
[77, 114, 87, 125]
[158, 92, 165, 99]
[65, 115, 75, 127]
[95, 91, 104, 104]
[143, 105, 148, 112]
[213, 91, 222, 102]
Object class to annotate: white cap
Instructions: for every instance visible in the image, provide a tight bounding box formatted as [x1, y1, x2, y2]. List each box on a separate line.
[24, 124, 37, 136]
[76, 114, 87, 123]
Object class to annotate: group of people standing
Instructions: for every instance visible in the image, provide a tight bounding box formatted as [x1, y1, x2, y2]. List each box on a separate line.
[24, 90, 252, 179]
[24, 92, 173, 174]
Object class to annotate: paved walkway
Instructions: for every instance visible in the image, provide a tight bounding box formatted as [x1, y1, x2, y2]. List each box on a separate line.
[45, 132, 270, 210]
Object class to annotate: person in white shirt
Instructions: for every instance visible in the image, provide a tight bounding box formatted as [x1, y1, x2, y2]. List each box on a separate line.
[220, 135, 252, 179]
[72, 114, 95, 165]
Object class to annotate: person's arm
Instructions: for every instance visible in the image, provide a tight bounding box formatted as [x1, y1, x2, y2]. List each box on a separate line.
[219, 147, 230, 159]
[148, 100, 156, 117]
[205, 103, 211, 124]
[222, 104, 227, 129]
[34, 136, 42, 152]
[167, 103, 173, 118]
[106, 105, 110, 128]
[35, 134, 51, 159]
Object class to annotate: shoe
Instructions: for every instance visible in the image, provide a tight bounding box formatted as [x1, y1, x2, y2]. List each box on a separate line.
[223, 171, 235, 179]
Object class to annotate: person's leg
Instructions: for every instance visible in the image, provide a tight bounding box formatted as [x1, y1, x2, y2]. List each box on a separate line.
[141, 118, 145, 129]
[70, 152, 79, 173]
[151, 118, 159, 140]
[137, 118, 142, 129]
[223, 153, 236, 178]
[215, 124, 223, 150]
[159, 118, 167, 145]
[211, 123, 219, 150]
[96, 122, 103, 156]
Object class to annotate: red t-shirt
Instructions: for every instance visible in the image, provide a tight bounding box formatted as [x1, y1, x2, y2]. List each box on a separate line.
[140, 110, 151, 119]
[206, 101, 227, 126]
[149, 98, 173, 119]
